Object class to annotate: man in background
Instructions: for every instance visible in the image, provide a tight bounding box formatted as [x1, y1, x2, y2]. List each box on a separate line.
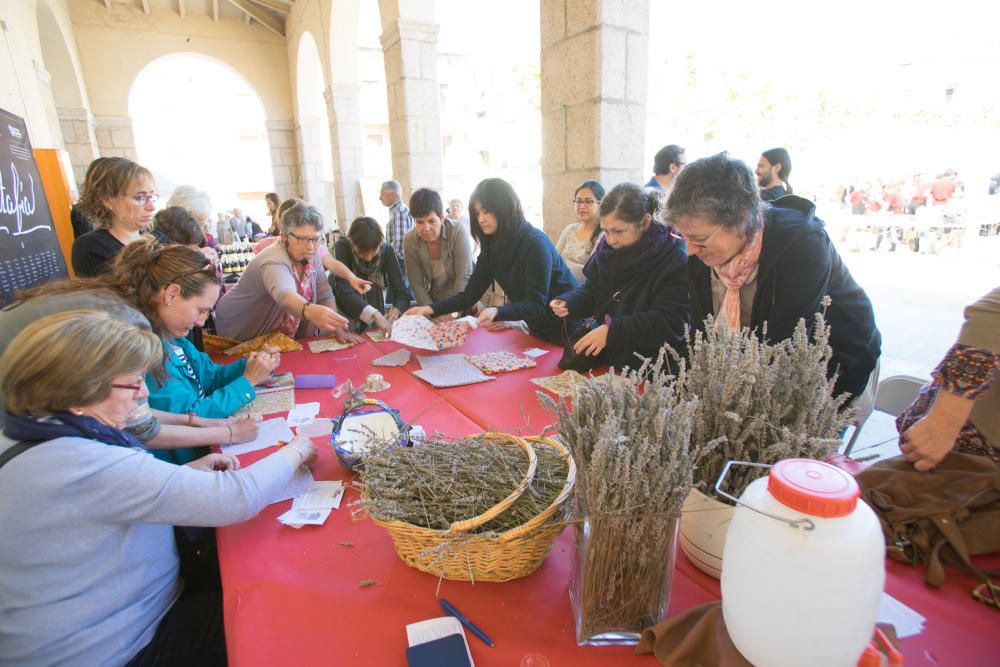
[756, 148, 792, 201]
[645, 144, 686, 192]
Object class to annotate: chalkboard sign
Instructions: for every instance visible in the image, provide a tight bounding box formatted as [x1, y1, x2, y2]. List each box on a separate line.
[0, 107, 68, 306]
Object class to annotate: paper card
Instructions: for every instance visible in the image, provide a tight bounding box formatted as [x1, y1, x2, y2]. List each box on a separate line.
[413, 363, 496, 388]
[523, 347, 550, 358]
[367, 330, 391, 342]
[429, 319, 470, 350]
[277, 507, 331, 529]
[308, 337, 358, 353]
[373, 348, 411, 367]
[234, 387, 295, 417]
[221, 417, 294, 456]
[391, 315, 439, 350]
[269, 466, 317, 505]
[530, 371, 585, 397]
[465, 351, 537, 375]
[287, 402, 320, 427]
[877, 593, 925, 639]
[293, 481, 345, 510]
[257, 371, 294, 394]
[416, 354, 470, 370]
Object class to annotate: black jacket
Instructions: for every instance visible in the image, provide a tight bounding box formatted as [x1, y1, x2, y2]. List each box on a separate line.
[432, 224, 578, 344]
[558, 227, 689, 370]
[688, 195, 881, 399]
[331, 239, 409, 321]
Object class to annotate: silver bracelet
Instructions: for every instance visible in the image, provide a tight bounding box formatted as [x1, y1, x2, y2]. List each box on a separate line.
[226, 425, 233, 445]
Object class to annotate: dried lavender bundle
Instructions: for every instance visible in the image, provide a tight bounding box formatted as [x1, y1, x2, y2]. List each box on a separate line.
[539, 351, 716, 639]
[679, 310, 853, 497]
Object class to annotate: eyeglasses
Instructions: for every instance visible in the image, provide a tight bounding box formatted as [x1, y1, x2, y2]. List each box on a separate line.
[287, 232, 322, 246]
[572, 198, 600, 206]
[670, 224, 723, 250]
[111, 383, 144, 397]
[129, 192, 159, 206]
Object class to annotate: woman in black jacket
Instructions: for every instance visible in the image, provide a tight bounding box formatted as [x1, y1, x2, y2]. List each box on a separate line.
[549, 183, 688, 370]
[332, 217, 409, 334]
[405, 178, 577, 344]
[667, 153, 881, 400]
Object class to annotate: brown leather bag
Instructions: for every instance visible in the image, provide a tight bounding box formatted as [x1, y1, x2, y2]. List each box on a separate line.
[855, 452, 1000, 606]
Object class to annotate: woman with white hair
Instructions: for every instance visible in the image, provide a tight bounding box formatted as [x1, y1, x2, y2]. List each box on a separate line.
[166, 185, 215, 247]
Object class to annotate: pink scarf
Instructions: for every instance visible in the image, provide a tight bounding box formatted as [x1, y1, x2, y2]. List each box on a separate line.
[713, 227, 764, 331]
[278, 261, 315, 338]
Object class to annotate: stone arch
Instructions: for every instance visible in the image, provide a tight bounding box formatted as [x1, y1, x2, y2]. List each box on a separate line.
[36, 0, 97, 183]
[293, 30, 338, 228]
[127, 53, 274, 223]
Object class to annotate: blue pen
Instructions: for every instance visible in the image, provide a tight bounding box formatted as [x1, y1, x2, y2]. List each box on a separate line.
[439, 598, 494, 647]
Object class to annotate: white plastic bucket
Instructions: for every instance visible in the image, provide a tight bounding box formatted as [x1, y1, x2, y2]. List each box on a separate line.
[720, 459, 885, 667]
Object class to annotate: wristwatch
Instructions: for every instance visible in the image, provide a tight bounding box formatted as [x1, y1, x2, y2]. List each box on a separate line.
[300, 301, 310, 319]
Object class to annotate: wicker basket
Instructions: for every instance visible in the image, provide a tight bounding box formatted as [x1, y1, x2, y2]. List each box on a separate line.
[366, 433, 577, 582]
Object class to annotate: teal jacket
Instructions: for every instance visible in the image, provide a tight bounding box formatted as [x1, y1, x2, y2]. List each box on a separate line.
[146, 336, 255, 419]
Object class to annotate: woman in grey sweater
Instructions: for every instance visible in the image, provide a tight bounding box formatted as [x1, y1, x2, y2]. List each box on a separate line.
[403, 188, 474, 306]
[0, 311, 317, 667]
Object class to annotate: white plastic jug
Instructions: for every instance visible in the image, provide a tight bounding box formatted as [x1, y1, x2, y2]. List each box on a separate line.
[719, 459, 885, 667]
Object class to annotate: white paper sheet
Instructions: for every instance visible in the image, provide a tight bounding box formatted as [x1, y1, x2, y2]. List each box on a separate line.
[293, 481, 345, 510]
[269, 466, 317, 505]
[220, 418, 294, 456]
[277, 507, 331, 529]
[287, 402, 320, 427]
[523, 347, 550, 358]
[877, 592, 926, 639]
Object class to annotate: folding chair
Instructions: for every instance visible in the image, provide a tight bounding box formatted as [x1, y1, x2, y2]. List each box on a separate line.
[842, 374, 926, 455]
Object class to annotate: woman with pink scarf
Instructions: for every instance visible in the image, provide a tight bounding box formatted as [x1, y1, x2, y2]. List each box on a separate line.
[668, 152, 881, 401]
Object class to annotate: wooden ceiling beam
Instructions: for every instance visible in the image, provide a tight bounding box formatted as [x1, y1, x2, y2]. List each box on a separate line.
[246, 0, 292, 15]
[226, 0, 284, 37]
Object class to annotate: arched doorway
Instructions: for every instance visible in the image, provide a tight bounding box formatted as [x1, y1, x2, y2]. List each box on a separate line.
[128, 53, 273, 226]
[294, 32, 337, 230]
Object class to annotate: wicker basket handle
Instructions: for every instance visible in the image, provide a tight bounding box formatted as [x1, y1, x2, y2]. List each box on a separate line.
[446, 432, 537, 534]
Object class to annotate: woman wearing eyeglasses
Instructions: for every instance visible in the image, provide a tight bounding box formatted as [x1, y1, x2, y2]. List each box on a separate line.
[549, 183, 688, 370]
[71, 157, 159, 277]
[555, 180, 606, 284]
[405, 177, 578, 345]
[0, 310, 318, 667]
[4, 240, 277, 464]
[214, 203, 357, 343]
[668, 153, 880, 400]
[333, 217, 411, 334]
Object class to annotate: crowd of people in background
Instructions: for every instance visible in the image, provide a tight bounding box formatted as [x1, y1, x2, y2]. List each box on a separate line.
[2, 143, 997, 666]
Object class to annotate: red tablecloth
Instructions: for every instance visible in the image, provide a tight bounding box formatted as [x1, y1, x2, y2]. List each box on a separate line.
[217, 329, 1000, 666]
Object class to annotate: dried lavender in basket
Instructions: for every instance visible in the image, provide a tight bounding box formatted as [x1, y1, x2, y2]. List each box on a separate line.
[679, 309, 854, 497]
[539, 352, 718, 639]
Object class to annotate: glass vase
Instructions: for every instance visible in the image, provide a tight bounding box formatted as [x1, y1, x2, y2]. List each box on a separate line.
[569, 512, 680, 645]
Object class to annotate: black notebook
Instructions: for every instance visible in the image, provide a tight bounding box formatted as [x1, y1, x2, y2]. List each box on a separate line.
[406, 634, 474, 667]
[405, 617, 475, 667]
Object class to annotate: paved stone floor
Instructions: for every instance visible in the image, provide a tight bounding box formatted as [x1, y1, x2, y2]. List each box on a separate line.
[832, 231, 1000, 461]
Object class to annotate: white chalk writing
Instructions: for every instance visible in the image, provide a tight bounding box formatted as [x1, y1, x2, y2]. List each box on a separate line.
[0, 162, 37, 233]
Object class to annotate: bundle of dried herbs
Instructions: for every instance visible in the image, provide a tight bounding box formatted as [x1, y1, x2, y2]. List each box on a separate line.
[678, 310, 853, 498]
[539, 352, 716, 643]
[357, 435, 569, 534]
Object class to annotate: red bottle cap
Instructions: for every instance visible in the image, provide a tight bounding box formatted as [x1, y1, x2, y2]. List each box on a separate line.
[767, 458, 860, 518]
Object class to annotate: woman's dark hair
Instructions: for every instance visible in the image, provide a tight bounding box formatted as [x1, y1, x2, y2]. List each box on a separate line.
[665, 152, 764, 239]
[153, 206, 205, 247]
[409, 188, 444, 220]
[265, 192, 281, 207]
[348, 217, 384, 253]
[16, 238, 217, 334]
[599, 183, 660, 225]
[575, 180, 607, 243]
[468, 178, 526, 247]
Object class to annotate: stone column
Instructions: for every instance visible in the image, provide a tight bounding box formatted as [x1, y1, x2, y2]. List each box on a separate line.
[92, 115, 137, 161]
[266, 119, 301, 200]
[56, 107, 100, 187]
[540, 0, 650, 240]
[325, 84, 364, 232]
[379, 17, 443, 194]
[295, 115, 336, 225]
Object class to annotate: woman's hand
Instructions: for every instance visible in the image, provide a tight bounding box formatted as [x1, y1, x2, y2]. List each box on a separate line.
[899, 389, 974, 471]
[476, 307, 499, 327]
[305, 303, 350, 331]
[243, 349, 280, 385]
[333, 328, 365, 344]
[187, 452, 241, 472]
[372, 312, 391, 333]
[573, 324, 609, 357]
[348, 275, 373, 295]
[287, 436, 319, 467]
[549, 298, 569, 318]
[404, 305, 434, 318]
[229, 414, 261, 443]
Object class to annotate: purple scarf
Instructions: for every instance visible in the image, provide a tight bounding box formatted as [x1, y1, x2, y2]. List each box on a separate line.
[593, 222, 678, 284]
[4, 411, 142, 449]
